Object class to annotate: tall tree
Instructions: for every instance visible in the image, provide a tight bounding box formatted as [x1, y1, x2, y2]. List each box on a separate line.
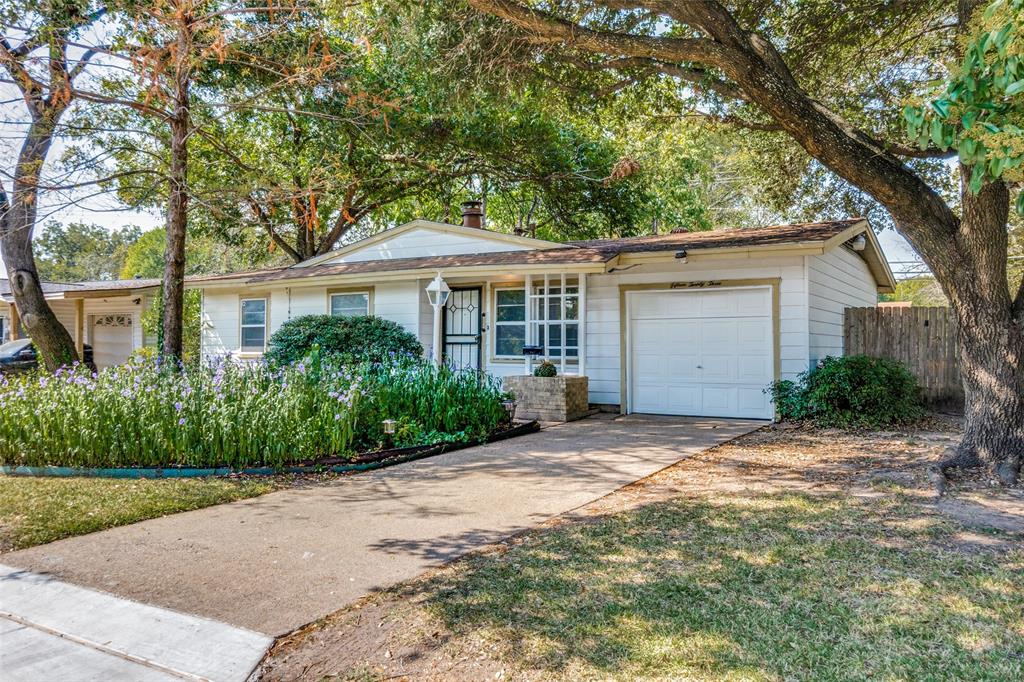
[0, 0, 105, 368]
[78, 0, 336, 360]
[98, 21, 658, 260]
[35, 222, 141, 281]
[464, 0, 1024, 484]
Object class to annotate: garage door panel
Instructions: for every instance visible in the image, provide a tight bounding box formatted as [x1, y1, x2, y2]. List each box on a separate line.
[734, 289, 771, 316]
[737, 387, 770, 415]
[700, 319, 735, 347]
[628, 288, 773, 419]
[666, 355, 698, 380]
[699, 291, 737, 317]
[632, 319, 667, 350]
[737, 319, 769, 345]
[666, 385, 700, 413]
[737, 356, 772, 382]
[634, 354, 667, 380]
[633, 384, 668, 413]
[699, 354, 734, 381]
[701, 386, 736, 414]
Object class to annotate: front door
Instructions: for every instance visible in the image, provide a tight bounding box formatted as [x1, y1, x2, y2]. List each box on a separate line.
[444, 287, 482, 370]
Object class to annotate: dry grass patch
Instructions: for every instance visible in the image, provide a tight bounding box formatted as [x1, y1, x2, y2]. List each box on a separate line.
[259, 419, 1024, 682]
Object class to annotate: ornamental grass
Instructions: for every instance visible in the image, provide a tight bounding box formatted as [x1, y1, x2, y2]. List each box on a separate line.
[0, 351, 508, 470]
[0, 353, 361, 469]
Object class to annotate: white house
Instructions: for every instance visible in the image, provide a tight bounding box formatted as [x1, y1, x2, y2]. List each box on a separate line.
[0, 279, 160, 369]
[191, 203, 895, 420]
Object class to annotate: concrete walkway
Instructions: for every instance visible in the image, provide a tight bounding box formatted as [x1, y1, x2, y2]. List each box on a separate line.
[0, 564, 271, 681]
[3, 415, 760, 638]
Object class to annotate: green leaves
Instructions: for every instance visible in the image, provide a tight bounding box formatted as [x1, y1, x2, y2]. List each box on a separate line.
[904, 0, 1024, 209]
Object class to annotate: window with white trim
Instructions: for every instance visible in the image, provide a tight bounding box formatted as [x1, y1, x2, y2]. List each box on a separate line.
[240, 298, 267, 351]
[493, 279, 579, 359]
[330, 291, 369, 317]
[494, 288, 526, 357]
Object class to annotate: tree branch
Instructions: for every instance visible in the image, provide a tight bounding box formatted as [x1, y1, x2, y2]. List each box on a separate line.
[247, 196, 301, 262]
[468, 0, 960, 272]
[465, 0, 726, 65]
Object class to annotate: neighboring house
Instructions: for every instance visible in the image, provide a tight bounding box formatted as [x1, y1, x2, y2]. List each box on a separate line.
[0, 279, 160, 369]
[191, 203, 895, 420]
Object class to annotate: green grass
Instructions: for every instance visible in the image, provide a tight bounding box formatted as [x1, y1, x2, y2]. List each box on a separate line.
[0, 475, 274, 551]
[416, 492, 1024, 681]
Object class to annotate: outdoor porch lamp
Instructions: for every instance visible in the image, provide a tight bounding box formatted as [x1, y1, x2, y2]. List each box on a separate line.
[425, 273, 451, 308]
[425, 273, 451, 364]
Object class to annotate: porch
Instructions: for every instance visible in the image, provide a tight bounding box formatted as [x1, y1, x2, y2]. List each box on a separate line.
[428, 272, 587, 380]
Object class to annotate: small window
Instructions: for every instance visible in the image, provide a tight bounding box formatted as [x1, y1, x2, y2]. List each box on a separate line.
[330, 292, 369, 317]
[240, 298, 267, 352]
[494, 288, 526, 357]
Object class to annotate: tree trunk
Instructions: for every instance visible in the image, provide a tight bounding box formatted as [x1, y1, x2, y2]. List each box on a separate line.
[948, 310, 1024, 484]
[1, 114, 78, 370]
[936, 180, 1024, 484]
[161, 65, 190, 362]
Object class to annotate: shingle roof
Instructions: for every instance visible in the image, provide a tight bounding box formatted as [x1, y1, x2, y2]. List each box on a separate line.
[246, 247, 611, 283]
[567, 219, 864, 254]
[187, 218, 869, 286]
[0, 278, 161, 300]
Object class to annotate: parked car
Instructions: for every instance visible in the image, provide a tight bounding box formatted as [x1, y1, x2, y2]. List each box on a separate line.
[0, 338, 96, 374]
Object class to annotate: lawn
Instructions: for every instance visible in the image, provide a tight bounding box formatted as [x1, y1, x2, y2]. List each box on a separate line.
[259, 422, 1024, 681]
[0, 475, 274, 552]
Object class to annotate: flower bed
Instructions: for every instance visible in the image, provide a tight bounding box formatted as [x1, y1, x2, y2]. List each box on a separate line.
[0, 353, 511, 470]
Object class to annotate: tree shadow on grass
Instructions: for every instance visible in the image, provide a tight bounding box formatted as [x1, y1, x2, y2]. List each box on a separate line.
[400, 491, 1024, 681]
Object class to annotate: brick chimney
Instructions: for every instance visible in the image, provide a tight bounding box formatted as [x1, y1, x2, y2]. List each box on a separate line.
[461, 200, 484, 229]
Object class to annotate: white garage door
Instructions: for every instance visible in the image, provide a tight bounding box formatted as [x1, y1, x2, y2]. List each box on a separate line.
[628, 287, 774, 419]
[90, 314, 134, 369]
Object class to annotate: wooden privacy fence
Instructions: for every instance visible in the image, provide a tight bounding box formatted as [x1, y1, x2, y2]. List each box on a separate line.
[844, 306, 963, 405]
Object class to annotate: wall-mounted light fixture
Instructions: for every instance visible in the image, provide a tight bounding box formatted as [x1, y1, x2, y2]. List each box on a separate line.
[675, 249, 688, 264]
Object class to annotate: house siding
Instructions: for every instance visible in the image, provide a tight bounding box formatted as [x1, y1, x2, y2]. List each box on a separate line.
[327, 227, 531, 264]
[807, 246, 878, 366]
[201, 282, 422, 360]
[583, 256, 810, 407]
[197, 242, 881, 411]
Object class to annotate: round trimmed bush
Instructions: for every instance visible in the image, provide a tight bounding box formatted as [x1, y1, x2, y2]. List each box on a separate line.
[266, 314, 422, 366]
[768, 355, 925, 427]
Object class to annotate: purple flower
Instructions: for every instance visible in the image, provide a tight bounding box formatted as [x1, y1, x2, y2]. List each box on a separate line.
[174, 401, 183, 412]
[178, 417, 186, 426]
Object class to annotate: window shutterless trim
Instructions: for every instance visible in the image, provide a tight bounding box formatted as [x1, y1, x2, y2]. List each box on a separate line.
[491, 284, 528, 359]
[239, 296, 268, 352]
[325, 286, 375, 316]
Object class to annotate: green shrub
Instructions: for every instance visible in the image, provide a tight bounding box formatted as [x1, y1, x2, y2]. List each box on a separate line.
[354, 357, 508, 450]
[767, 355, 925, 427]
[533, 360, 558, 377]
[265, 314, 422, 366]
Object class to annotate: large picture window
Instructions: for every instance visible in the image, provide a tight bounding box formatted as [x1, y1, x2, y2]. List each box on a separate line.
[240, 298, 267, 352]
[493, 279, 579, 359]
[330, 291, 369, 317]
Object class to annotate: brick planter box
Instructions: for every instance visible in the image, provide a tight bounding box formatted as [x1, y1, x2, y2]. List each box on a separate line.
[503, 375, 589, 423]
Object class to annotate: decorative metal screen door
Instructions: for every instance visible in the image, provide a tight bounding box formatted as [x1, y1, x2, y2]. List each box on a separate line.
[443, 288, 482, 370]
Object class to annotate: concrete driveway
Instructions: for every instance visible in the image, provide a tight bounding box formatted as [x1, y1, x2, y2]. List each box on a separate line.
[3, 415, 761, 638]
